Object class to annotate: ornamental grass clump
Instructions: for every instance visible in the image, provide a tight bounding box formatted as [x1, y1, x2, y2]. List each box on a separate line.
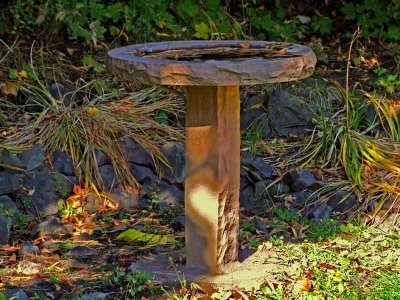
[295, 31, 400, 221]
[6, 81, 184, 191]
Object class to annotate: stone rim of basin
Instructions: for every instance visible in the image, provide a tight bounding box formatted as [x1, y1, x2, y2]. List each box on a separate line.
[107, 40, 317, 86]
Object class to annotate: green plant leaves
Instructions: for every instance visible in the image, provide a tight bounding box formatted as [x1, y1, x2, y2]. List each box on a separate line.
[116, 229, 175, 246]
[177, 0, 200, 18]
[194, 22, 210, 39]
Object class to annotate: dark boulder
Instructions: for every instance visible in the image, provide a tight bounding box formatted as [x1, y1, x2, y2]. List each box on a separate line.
[0, 195, 20, 220]
[159, 142, 185, 184]
[19, 241, 41, 256]
[94, 148, 111, 167]
[327, 190, 357, 215]
[110, 188, 150, 209]
[129, 163, 158, 184]
[241, 155, 277, 180]
[30, 190, 60, 216]
[267, 90, 314, 137]
[99, 164, 118, 190]
[0, 172, 21, 194]
[0, 213, 10, 245]
[285, 169, 316, 192]
[32, 217, 72, 237]
[240, 108, 271, 139]
[157, 182, 184, 209]
[118, 137, 154, 168]
[52, 150, 74, 176]
[19, 144, 45, 171]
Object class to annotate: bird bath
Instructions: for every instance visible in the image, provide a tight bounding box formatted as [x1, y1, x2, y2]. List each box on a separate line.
[108, 40, 316, 288]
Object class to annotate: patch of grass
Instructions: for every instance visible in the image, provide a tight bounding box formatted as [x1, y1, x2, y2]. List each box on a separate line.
[305, 218, 340, 242]
[364, 271, 400, 300]
[274, 208, 300, 223]
[108, 270, 164, 298]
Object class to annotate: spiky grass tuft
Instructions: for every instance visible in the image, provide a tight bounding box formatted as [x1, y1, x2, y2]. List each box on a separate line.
[6, 83, 184, 190]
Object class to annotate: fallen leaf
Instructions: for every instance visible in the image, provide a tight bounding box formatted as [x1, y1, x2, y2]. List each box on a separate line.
[18, 70, 28, 79]
[60, 278, 74, 287]
[0, 246, 19, 251]
[2, 81, 18, 96]
[66, 48, 75, 56]
[116, 229, 175, 246]
[293, 277, 311, 292]
[88, 107, 97, 117]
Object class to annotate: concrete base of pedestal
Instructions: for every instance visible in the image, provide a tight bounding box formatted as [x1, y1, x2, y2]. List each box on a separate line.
[129, 249, 277, 292]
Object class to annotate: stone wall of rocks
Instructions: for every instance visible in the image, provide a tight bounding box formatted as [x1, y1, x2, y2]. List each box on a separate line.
[0, 135, 357, 246]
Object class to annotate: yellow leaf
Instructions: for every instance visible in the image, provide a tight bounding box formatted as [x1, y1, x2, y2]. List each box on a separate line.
[18, 70, 28, 79]
[156, 20, 166, 28]
[88, 107, 97, 117]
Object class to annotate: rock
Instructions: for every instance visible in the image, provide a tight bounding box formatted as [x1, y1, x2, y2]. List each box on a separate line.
[18, 278, 44, 288]
[118, 137, 154, 167]
[312, 203, 333, 221]
[286, 169, 316, 192]
[83, 193, 102, 213]
[52, 150, 74, 176]
[80, 292, 108, 300]
[251, 219, 268, 231]
[240, 108, 271, 139]
[19, 144, 45, 171]
[98, 164, 119, 190]
[31, 190, 59, 216]
[292, 191, 312, 205]
[19, 241, 41, 256]
[244, 94, 264, 109]
[17, 261, 40, 275]
[32, 217, 71, 237]
[255, 179, 291, 198]
[94, 148, 111, 167]
[327, 190, 357, 214]
[66, 246, 100, 258]
[157, 182, 184, 209]
[55, 175, 77, 197]
[240, 185, 270, 212]
[33, 172, 56, 192]
[0, 195, 20, 220]
[0, 213, 10, 245]
[24, 98, 42, 113]
[141, 180, 160, 194]
[3, 289, 29, 300]
[2, 153, 25, 169]
[267, 90, 314, 137]
[110, 188, 149, 209]
[129, 163, 158, 184]
[159, 142, 185, 184]
[0, 172, 21, 194]
[240, 170, 251, 191]
[49, 82, 77, 107]
[309, 180, 326, 191]
[241, 155, 277, 180]
[172, 215, 185, 231]
[239, 185, 255, 210]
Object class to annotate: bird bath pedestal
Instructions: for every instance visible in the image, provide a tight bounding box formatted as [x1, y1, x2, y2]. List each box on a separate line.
[108, 40, 316, 288]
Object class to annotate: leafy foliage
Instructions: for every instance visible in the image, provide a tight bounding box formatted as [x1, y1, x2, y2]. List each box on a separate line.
[1, 0, 399, 48]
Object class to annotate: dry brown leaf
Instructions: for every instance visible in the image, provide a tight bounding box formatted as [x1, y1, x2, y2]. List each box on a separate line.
[66, 48, 75, 56]
[2, 81, 18, 96]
